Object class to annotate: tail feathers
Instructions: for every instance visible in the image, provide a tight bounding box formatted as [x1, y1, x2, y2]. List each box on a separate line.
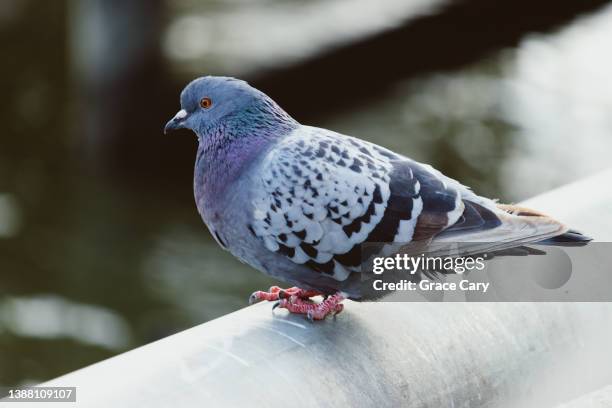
[418, 203, 591, 280]
[498, 204, 592, 246]
[538, 229, 593, 246]
[496, 204, 549, 217]
[439, 202, 564, 243]
[435, 202, 591, 252]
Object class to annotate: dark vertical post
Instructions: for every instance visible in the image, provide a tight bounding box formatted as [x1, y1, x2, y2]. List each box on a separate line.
[70, 0, 173, 176]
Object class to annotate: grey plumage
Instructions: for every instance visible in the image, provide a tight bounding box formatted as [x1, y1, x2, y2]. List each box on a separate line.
[165, 76, 591, 300]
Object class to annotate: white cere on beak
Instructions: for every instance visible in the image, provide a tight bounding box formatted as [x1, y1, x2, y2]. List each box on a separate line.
[175, 109, 188, 120]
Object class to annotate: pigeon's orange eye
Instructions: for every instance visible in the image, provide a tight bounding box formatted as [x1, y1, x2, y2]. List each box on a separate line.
[200, 97, 212, 109]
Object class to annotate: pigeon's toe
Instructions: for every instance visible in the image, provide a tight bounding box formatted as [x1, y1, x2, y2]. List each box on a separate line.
[248, 292, 262, 305]
[276, 292, 346, 322]
[249, 286, 322, 305]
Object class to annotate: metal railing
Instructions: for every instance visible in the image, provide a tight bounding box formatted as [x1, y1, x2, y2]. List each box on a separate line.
[35, 169, 612, 408]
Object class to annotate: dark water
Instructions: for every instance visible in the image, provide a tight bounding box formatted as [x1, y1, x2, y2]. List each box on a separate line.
[1, 1, 612, 387]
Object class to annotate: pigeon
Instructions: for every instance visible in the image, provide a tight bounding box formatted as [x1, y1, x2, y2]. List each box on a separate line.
[165, 76, 591, 320]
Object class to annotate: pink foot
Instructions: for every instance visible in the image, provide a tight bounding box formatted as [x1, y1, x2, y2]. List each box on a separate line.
[277, 292, 346, 321]
[249, 286, 321, 304]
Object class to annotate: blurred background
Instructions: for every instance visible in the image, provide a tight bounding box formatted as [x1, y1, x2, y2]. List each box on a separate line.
[1, 0, 612, 387]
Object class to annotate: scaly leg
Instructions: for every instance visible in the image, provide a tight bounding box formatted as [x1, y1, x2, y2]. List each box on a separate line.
[249, 286, 346, 321]
[276, 292, 346, 321]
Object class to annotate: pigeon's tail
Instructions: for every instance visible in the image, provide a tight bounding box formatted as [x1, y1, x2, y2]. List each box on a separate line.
[496, 204, 593, 247]
[537, 229, 592, 246]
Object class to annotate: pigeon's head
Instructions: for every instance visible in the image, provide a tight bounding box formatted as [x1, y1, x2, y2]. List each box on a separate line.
[164, 76, 296, 137]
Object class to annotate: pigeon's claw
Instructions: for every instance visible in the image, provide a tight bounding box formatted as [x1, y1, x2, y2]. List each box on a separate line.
[278, 292, 346, 321]
[249, 286, 345, 320]
[248, 286, 321, 304]
[249, 286, 282, 304]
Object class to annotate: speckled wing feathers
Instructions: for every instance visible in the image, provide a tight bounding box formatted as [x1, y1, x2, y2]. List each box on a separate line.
[250, 127, 466, 281]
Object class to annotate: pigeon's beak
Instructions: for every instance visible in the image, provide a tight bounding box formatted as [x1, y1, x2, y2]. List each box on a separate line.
[164, 109, 188, 134]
